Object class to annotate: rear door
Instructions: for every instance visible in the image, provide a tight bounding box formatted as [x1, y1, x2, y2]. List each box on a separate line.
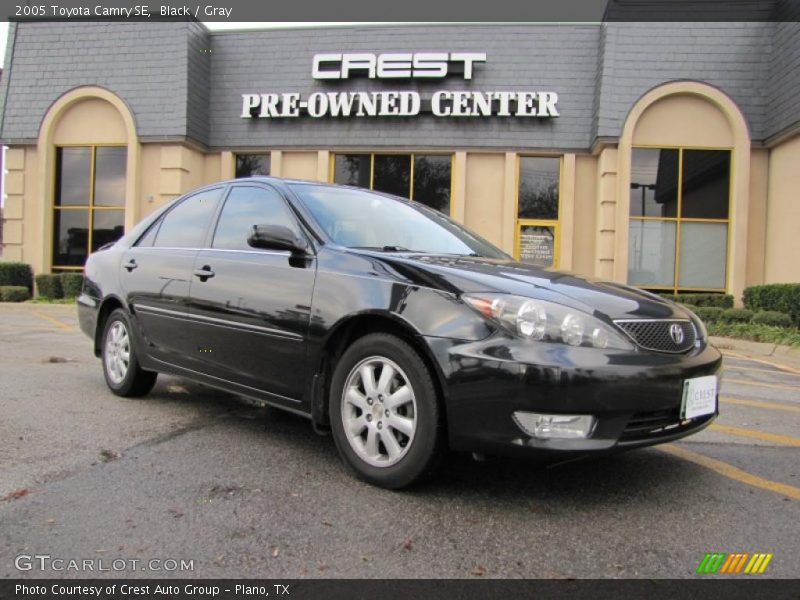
[186, 183, 316, 402]
[120, 186, 224, 369]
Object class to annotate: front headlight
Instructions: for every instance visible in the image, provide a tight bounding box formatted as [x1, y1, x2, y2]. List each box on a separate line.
[462, 293, 633, 350]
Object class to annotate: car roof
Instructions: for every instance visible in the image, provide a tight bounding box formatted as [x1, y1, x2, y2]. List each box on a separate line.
[225, 176, 337, 188]
[216, 176, 414, 203]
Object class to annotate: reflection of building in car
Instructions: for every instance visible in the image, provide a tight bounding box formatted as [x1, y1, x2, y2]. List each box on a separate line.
[78, 178, 722, 489]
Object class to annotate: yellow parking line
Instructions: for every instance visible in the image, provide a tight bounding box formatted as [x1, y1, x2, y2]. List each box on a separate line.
[659, 444, 800, 501]
[722, 396, 800, 413]
[28, 309, 73, 331]
[724, 378, 800, 392]
[709, 423, 800, 447]
[724, 364, 800, 378]
[721, 351, 800, 376]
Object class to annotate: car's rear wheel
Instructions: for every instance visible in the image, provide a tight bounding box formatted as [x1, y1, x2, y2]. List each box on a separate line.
[329, 333, 443, 489]
[101, 309, 157, 397]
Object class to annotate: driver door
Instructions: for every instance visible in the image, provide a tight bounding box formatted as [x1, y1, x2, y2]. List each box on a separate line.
[186, 184, 316, 403]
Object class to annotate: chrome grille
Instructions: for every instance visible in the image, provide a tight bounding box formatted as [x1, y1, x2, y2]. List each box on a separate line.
[613, 319, 696, 353]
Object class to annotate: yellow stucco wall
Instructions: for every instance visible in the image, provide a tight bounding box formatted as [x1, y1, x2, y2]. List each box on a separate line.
[52, 99, 127, 145]
[1, 84, 795, 293]
[572, 154, 598, 277]
[765, 134, 800, 283]
[463, 153, 506, 248]
[746, 149, 769, 287]
[2, 146, 37, 264]
[631, 94, 734, 147]
[274, 151, 320, 181]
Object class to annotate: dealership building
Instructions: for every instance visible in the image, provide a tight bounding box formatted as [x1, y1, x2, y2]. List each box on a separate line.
[0, 19, 799, 301]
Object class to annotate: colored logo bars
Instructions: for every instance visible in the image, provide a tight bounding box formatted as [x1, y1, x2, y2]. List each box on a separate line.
[696, 552, 773, 574]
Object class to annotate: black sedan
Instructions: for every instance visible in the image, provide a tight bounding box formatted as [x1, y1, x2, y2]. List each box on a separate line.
[78, 177, 721, 489]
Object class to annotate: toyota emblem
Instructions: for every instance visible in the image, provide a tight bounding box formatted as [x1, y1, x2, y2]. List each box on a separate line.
[669, 323, 685, 345]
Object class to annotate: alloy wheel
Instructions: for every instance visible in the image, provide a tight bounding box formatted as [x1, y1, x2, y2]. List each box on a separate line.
[104, 320, 131, 385]
[341, 356, 418, 468]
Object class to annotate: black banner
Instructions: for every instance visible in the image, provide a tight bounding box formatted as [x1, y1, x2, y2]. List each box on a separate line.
[2, 580, 800, 600]
[2, 0, 800, 23]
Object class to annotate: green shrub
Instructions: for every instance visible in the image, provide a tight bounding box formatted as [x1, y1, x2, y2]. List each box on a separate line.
[693, 307, 725, 322]
[0, 261, 33, 294]
[707, 322, 800, 348]
[0, 285, 30, 302]
[751, 310, 793, 328]
[719, 308, 754, 324]
[59, 273, 84, 298]
[35, 274, 63, 299]
[743, 284, 800, 325]
[659, 293, 734, 308]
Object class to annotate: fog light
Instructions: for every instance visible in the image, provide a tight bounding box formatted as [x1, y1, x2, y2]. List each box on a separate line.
[513, 412, 596, 439]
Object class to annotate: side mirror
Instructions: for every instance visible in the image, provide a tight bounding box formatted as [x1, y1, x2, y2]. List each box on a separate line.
[247, 224, 309, 255]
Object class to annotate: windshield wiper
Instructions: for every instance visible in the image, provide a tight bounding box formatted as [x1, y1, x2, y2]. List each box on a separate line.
[352, 245, 414, 252]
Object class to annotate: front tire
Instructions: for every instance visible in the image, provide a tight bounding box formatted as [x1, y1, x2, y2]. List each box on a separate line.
[101, 309, 157, 397]
[329, 333, 443, 489]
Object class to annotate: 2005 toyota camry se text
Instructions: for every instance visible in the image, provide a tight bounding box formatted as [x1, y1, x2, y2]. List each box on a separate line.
[77, 177, 721, 489]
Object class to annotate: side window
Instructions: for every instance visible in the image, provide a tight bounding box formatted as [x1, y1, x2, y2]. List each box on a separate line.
[212, 186, 299, 251]
[135, 221, 160, 247]
[153, 188, 222, 248]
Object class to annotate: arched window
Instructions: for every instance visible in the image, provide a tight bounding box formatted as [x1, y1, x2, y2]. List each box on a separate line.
[52, 145, 127, 269]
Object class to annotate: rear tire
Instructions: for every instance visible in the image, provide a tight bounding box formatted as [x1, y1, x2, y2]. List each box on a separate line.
[101, 309, 157, 397]
[329, 333, 443, 489]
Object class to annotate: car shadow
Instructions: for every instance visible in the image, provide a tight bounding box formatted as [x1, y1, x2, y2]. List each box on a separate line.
[143, 376, 711, 512]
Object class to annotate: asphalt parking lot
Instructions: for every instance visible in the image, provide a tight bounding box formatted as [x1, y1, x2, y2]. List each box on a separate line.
[0, 303, 798, 579]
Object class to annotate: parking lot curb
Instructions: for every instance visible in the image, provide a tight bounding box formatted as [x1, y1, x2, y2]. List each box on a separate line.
[711, 335, 800, 362]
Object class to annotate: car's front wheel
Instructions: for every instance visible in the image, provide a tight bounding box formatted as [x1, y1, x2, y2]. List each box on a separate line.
[329, 333, 443, 489]
[101, 309, 157, 397]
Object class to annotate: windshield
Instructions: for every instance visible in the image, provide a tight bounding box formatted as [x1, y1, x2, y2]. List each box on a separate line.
[290, 184, 509, 259]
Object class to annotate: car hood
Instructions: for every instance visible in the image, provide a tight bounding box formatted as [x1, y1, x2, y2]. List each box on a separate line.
[373, 253, 689, 321]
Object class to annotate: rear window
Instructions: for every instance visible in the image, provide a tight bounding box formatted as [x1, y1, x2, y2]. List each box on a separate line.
[153, 188, 222, 249]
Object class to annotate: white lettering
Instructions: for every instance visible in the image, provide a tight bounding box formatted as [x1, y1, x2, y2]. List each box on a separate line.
[472, 92, 492, 117]
[378, 91, 400, 116]
[312, 53, 342, 79]
[356, 92, 378, 117]
[411, 52, 449, 78]
[493, 91, 514, 117]
[281, 93, 301, 118]
[341, 54, 376, 79]
[160, 6, 190, 16]
[450, 52, 487, 80]
[517, 91, 538, 116]
[377, 53, 412, 78]
[399, 92, 421, 116]
[432, 91, 451, 116]
[312, 52, 485, 80]
[204, 6, 232, 17]
[327, 93, 355, 117]
[240, 94, 260, 118]
[259, 94, 279, 118]
[241, 90, 558, 120]
[451, 91, 472, 117]
[538, 91, 559, 117]
[307, 93, 328, 118]
[94, 5, 133, 17]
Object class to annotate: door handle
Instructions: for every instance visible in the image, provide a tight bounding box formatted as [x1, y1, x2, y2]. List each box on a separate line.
[124, 259, 138, 272]
[193, 266, 215, 281]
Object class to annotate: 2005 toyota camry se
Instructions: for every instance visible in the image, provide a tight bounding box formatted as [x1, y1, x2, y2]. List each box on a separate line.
[78, 177, 721, 488]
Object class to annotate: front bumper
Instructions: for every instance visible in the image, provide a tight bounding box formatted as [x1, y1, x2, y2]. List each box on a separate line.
[426, 333, 722, 457]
